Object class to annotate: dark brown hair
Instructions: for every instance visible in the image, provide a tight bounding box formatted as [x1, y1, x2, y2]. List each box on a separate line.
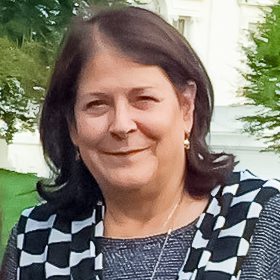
[38, 6, 235, 217]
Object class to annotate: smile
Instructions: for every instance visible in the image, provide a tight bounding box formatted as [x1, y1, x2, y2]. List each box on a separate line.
[102, 148, 148, 156]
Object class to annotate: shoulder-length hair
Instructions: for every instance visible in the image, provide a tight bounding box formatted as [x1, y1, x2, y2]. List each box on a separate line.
[38, 6, 235, 218]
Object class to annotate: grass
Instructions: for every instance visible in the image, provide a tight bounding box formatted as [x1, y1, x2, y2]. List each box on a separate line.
[0, 169, 38, 259]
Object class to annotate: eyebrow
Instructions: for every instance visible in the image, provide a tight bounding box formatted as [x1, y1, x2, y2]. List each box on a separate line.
[81, 86, 155, 97]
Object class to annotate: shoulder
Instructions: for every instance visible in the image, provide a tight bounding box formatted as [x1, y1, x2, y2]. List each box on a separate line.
[211, 170, 280, 227]
[225, 169, 280, 197]
[252, 194, 280, 264]
[17, 202, 57, 234]
[219, 171, 280, 277]
[240, 193, 280, 278]
[0, 225, 18, 280]
[228, 170, 280, 241]
[258, 193, 280, 224]
[223, 170, 280, 224]
[255, 192, 280, 235]
[227, 169, 279, 187]
[19, 201, 56, 220]
[210, 170, 280, 210]
[17, 201, 96, 235]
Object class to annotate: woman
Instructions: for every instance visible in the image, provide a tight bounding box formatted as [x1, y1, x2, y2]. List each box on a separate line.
[1, 6, 280, 280]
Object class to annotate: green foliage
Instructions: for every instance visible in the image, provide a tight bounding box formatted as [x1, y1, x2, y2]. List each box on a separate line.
[0, 37, 48, 142]
[0, 0, 76, 45]
[241, 2, 280, 154]
[0, 0, 134, 45]
[0, 0, 136, 143]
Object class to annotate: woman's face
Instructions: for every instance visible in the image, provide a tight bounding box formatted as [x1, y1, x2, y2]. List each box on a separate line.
[70, 49, 196, 194]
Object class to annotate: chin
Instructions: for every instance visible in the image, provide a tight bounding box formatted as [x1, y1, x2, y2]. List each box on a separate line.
[98, 165, 157, 192]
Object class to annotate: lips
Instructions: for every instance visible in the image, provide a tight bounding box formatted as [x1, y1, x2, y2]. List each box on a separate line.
[102, 147, 148, 156]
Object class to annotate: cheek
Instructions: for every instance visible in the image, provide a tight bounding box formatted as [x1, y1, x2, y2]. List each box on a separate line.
[143, 108, 185, 140]
[150, 112, 185, 158]
[74, 114, 108, 146]
[135, 102, 182, 137]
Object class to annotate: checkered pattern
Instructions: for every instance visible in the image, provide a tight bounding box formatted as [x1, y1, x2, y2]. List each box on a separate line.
[178, 170, 280, 280]
[16, 170, 280, 280]
[17, 202, 104, 280]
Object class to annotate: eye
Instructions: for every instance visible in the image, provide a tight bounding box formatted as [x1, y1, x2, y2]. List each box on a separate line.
[86, 100, 108, 108]
[137, 96, 159, 102]
[83, 100, 110, 115]
[132, 95, 160, 110]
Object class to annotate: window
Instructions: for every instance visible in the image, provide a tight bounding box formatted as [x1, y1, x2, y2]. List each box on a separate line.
[173, 16, 192, 39]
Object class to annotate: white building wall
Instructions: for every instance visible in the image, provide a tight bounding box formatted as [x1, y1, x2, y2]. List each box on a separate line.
[211, 105, 280, 178]
[0, 132, 49, 177]
[145, 0, 280, 177]
[0, 0, 279, 178]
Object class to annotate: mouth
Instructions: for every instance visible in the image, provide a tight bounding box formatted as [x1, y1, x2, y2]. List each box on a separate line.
[103, 148, 148, 156]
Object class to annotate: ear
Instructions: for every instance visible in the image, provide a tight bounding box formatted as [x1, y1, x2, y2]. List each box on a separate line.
[180, 80, 197, 133]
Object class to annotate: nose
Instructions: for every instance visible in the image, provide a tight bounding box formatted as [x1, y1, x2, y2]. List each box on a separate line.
[109, 101, 137, 140]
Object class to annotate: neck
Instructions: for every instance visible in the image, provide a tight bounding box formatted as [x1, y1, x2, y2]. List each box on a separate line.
[102, 175, 187, 238]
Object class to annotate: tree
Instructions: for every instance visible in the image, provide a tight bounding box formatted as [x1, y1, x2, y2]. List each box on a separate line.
[0, 0, 136, 45]
[0, 37, 49, 142]
[0, 0, 136, 142]
[241, 1, 280, 154]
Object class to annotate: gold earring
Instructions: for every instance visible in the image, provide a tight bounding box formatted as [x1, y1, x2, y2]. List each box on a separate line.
[184, 133, 190, 150]
[75, 148, 80, 161]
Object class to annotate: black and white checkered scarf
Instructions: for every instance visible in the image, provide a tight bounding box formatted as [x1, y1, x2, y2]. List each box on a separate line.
[16, 170, 280, 280]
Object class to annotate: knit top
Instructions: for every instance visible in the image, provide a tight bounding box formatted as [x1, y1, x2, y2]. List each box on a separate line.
[1, 194, 280, 279]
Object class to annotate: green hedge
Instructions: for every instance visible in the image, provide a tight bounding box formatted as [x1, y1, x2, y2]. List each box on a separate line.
[0, 169, 38, 260]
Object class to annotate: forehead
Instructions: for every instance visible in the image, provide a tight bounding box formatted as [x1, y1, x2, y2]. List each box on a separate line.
[77, 49, 175, 94]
